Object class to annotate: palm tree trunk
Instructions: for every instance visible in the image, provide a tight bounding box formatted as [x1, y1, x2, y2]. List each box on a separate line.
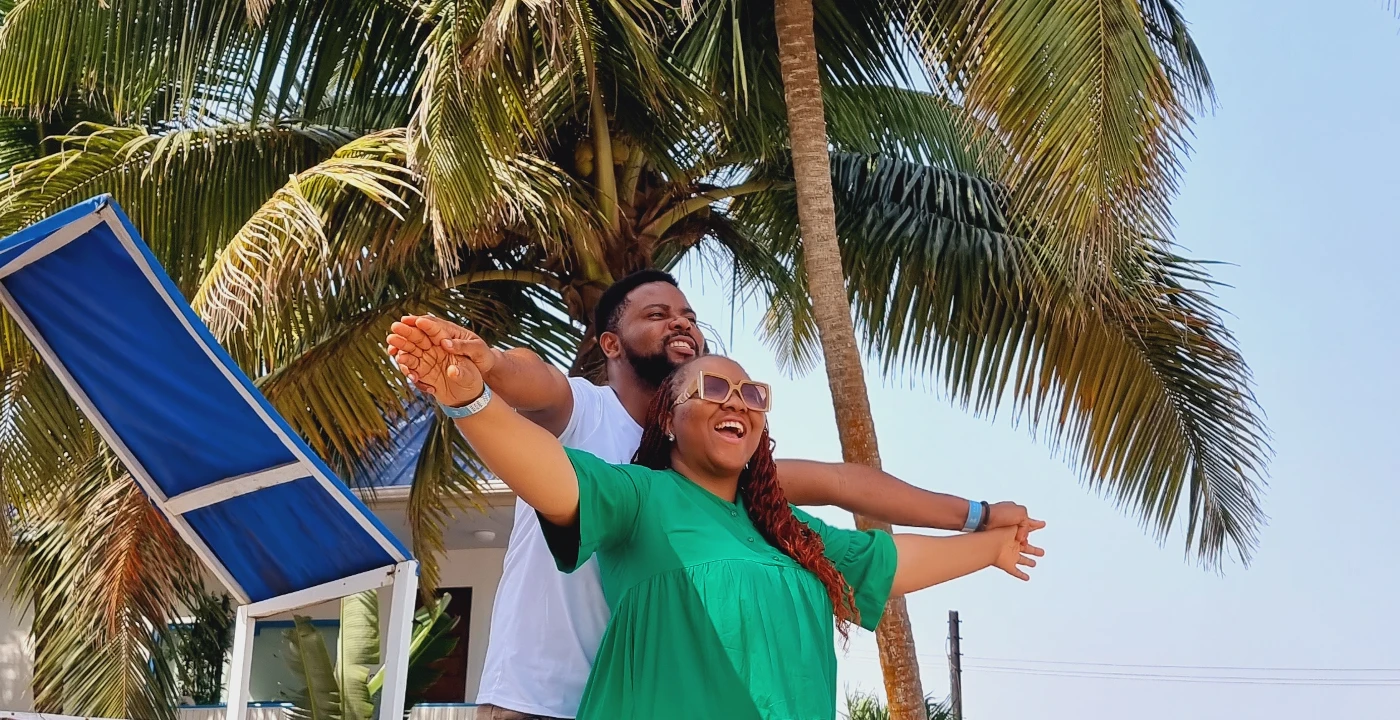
[771, 0, 927, 717]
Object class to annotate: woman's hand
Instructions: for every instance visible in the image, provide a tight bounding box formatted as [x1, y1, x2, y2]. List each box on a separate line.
[990, 524, 1045, 581]
[891, 521, 1046, 595]
[387, 316, 485, 407]
[388, 316, 582, 525]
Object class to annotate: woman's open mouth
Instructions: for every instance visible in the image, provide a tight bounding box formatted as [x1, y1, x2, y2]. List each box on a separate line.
[714, 418, 747, 441]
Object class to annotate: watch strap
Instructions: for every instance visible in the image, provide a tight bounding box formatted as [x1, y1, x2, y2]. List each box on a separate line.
[439, 385, 492, 419]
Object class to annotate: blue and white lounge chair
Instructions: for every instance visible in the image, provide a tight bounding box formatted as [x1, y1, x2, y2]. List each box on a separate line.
[0, 195, 418, 720]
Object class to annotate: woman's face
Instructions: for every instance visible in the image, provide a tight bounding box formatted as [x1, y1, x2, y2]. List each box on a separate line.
[668, 356, 768, 476]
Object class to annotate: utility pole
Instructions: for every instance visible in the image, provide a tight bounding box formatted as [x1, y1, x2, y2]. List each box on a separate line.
[948, 610, 963, 720]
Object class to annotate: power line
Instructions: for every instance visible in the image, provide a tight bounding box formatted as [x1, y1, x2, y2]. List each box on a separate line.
[964, 666, 1400, 687]
[963, 655, 1400, 674]
[843, 650, 1400, 687]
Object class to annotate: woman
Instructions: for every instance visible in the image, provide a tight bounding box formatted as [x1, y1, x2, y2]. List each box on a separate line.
[387, 332, 1042, 720]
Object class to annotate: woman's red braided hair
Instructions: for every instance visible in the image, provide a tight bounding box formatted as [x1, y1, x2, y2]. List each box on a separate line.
[631, 364, 861, 638]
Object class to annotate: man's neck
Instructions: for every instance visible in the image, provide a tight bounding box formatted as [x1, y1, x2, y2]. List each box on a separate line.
[606, 362, 659, 427]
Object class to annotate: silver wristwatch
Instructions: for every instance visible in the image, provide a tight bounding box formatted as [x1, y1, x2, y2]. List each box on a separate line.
[439, 385, 493, 419]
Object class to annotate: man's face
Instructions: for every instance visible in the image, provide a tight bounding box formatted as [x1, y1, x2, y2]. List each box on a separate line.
[606, 282, 706, 386]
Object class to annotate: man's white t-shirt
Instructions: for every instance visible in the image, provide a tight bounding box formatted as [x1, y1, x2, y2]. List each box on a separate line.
[474, 377, 640, 717]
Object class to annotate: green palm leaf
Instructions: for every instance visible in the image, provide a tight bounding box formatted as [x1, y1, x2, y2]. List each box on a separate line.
[0, 0, 427, 128]
[335, 591, 377, 720]
[737, 152, 1268, 566]
[191, 129, 579, 470]
[0, 122, 347, 289]
[407, 0, 539, 249]
[191, 130, 422, 341]
[914, 0, 1215, 291]
[406, 409, 492, 595]
[0, 116, 37, 176]
[284, 616, 342, 720]
[822, 84, 1002, 173]
[187, 130, 580, 585]
[9, 443, 195, 720]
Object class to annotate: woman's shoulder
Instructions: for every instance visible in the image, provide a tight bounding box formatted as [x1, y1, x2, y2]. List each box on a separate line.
[562, 447, 674, 483]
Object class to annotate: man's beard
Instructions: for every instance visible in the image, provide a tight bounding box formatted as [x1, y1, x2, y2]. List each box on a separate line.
[623, 339, 682, 388]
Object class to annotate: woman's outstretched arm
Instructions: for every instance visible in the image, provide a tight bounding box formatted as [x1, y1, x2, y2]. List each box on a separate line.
[388, 318, 580, 526]
[890, 526, 1044, 596]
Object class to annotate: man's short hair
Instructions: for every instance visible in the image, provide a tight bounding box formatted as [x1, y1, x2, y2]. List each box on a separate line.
[593, 269, 680, 334]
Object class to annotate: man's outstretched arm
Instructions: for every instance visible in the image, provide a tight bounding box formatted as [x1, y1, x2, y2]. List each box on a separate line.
[775, 459, 1037, 533]
[394, 316, 575, 436]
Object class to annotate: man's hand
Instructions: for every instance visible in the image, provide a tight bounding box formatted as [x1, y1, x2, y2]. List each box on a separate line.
[388, 315, 501, 375]
[984, 501, 1046, 546]
[387, 319, 486, 407]
[985, 501, 1029, 529]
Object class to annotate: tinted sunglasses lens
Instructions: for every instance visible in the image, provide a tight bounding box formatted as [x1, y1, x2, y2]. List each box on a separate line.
[701, 374, 732, 402]
[740, 382, 770, 411]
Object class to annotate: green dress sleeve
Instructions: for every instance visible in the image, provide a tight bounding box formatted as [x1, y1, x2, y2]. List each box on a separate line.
[537, 447, 651, 572]
[791, 507, 898, 631]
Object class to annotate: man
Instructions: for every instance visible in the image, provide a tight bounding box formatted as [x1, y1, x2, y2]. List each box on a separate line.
[390, 270, 1040, 720]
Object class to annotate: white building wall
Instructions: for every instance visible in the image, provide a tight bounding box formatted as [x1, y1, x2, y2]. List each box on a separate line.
[0, 567, 33, 709]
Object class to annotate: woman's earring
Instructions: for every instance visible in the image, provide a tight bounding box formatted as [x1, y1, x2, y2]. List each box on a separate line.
[666, 431, 674, 442]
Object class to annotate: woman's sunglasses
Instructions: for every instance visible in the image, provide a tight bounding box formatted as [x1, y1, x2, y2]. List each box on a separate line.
[674, 372, 772, 412]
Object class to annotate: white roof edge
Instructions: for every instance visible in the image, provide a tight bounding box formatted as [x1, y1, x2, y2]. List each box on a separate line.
[353, 485, 516, 504]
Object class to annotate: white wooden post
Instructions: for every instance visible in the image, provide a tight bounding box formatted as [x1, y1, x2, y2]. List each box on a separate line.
[224, 605, 255, 720]
[377, 561, 419, 720]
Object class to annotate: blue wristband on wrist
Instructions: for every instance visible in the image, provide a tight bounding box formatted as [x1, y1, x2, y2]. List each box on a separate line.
[962, 500, 983, 533]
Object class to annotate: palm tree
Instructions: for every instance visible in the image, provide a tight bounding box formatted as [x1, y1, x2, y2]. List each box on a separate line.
[0, 1, 1267, 717]
[769, 0, 925, 712]
[744, 0, 1240, 715]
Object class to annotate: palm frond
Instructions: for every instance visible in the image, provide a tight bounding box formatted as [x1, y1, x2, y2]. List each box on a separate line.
[0, 122, 347, 290]
[407, 0, 539, 255]
[335, 590, 377, 720]
[238, 279, 577, 485]
[10, 440, 196, 720]
[914, 0, 1214, 291]
[284, 616, 342, 720]
[236, 0, 429, 129]
[675, 0, 919, 163]
[189, 128, 579, 479]
[192, 129, 422, 340]
[0, 0, 428, 128]
[0, 116, 37, 176]
[736, 152, 1269, 567]
[0, 0, 246, 122]
[0, 354, 87, 507]
[405, 409, 489, 595]
[822, 84, 1001, 173]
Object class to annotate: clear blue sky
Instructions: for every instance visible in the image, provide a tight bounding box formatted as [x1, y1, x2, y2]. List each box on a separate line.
[677, 2, 1400, 717]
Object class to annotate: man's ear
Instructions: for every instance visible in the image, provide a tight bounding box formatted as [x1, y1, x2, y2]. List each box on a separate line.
[598, 330, 624, 360]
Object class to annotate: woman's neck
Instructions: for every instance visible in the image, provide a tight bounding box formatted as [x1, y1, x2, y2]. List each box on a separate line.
[669, 453, 741, 502]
